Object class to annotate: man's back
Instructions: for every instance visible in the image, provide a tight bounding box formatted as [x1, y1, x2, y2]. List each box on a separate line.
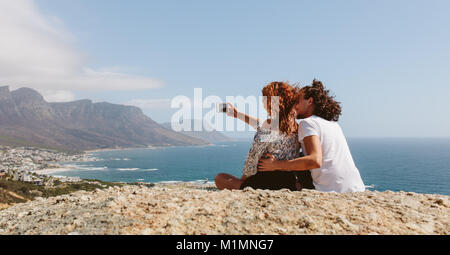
[299, 115, 365, 193]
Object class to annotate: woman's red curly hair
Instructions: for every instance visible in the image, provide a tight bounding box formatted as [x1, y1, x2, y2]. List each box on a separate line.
[262, 81, 298, 135]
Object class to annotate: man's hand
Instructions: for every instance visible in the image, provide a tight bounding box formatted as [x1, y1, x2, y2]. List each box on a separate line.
[257, 153, 281, 172]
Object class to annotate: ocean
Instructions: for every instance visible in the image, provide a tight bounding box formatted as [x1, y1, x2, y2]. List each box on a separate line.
[51, 138, 450, 195]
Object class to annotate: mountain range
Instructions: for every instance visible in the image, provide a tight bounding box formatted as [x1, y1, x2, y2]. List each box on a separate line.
[0, 86, 216, 152]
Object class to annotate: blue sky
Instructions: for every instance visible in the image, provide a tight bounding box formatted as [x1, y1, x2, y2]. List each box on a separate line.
[2, 0, 449, 137]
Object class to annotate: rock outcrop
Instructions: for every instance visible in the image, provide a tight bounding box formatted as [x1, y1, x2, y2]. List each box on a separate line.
[0, 183, 448, 235]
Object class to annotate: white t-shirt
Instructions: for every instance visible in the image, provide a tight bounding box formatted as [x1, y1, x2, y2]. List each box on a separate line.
[298, 115, 365, 193]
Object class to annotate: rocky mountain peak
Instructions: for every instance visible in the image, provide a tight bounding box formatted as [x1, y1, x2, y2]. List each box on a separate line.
[0, 86, 11, 101]
[10, 88, 53, 121]
[11, 87, 45, 102]
[0, 86, 23, 121]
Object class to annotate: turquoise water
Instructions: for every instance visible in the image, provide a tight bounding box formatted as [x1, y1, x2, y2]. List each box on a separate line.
[54, 138, 450, 195]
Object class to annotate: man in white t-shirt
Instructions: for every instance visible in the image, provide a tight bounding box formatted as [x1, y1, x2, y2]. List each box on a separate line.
[258, 80, 365, 193]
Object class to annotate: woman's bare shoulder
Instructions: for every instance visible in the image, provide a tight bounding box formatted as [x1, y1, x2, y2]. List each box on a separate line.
[260, 119, 272, 129]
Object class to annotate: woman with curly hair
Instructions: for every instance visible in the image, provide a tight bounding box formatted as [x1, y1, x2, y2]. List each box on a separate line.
[214, 81, 314, 191]
[258, 80, 366, 193]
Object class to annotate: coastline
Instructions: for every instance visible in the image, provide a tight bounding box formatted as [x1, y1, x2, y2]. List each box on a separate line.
[33, 167, 214, 186]
[31, 167, 79, 176]
[83, 147, 157, 153]
[83, 143, 219, 153]
[83, 143, 215, 153]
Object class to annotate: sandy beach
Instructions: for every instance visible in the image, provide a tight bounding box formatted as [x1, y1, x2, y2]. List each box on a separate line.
[31, 167, 79, 176]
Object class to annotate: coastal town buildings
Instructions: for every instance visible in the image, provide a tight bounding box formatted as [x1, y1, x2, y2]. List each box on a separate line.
[0, 145, 93, 187]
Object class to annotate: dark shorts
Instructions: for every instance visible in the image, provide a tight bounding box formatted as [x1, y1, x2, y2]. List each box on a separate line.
[240, 170, 314, 191]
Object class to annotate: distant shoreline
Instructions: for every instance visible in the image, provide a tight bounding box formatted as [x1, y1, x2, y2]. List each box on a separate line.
[36, 143, 224, 178]
[32, 167, 214, 186]
[83, 144, 177, 153]
[84, 147, 154, 153]
[31, 167, 79, 176]
[83, 143, 222, 154]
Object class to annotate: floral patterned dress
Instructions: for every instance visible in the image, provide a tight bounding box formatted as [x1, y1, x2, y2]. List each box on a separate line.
[241, 122, 301, 178]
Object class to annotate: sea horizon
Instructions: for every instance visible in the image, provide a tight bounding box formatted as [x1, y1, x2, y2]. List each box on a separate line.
[79, 136, 450, 152]
[38, 138, 450, 196]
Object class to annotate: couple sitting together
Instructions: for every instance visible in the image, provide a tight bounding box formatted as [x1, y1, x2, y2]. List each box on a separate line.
[215, 80, 365, 193]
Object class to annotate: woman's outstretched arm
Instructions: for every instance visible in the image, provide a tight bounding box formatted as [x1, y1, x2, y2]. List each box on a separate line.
[225, 103, 260, 130]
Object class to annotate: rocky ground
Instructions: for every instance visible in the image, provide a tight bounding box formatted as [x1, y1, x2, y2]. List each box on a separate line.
[0, 183, 448, 235]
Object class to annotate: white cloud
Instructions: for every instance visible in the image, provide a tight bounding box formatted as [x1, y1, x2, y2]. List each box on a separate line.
[41, 90, 76, 102]
[126, 95, 209, 111]
[0, 0, 163, 94]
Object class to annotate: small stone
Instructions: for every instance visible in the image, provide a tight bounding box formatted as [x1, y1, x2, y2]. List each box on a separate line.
[17, 212, 27, 218]
[140, 228, 153, 235]
[65, 224, 75, 232]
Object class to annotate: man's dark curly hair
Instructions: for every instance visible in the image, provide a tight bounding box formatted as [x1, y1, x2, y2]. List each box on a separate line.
[300, 80, 342, 122]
